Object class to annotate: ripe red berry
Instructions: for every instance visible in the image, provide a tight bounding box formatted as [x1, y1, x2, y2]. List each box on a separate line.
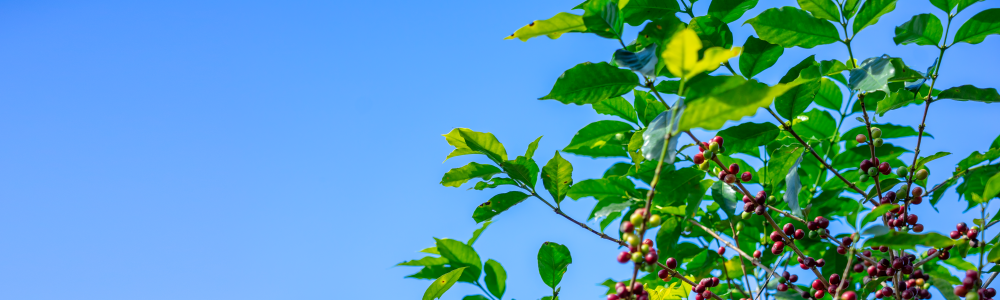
[754, 205, 766, 215]
[617, 251, 630, 263]
[951, 230, 962, 239]
[770, 231, 783, 242]
[911, 195, 923, 204]
[807, 221, 819, 230]
[914, 224, 925, 232]
[693, 152, 705, 164]
[608, 294, 620, 300]
[968, 227, 980, 239]
[860, 159, 874, 172]
[912, 186, 923, 197]
[956, 285, 968, 297]
[643, 239, 653, 246]
[837, 245, 847, 254]
[777, 283, 788, 291]
[741, 171, 752, 182]
[788, 274, 798, 282]
[712, 136, 724, 146]
[879, 162, 891, 175]
[817, 258, 826, 267]
[958, 222, 968, 233]
[868, 265, 878, 276]
[907, 214, 918, 225]
[728, 163, 740, 174]
[880, 245, 889, 252]
[843, 291, 857, 300]
[815, 290, 826, 298]
[814, 216, 830, 229]
[658, 269, 669, 279]
[753, 250, 762, 258]
[876, 290, 884, 299]
[621, 221, 634, 233]
[986, 288, 996, 297]
[772, 241, 784, 254]
[666, 257, 677, 269]
[794, 229, 805, 240]
[854, 264, 864, 273]
[718, 246, 726, 255]
[783, 223, 795, 235]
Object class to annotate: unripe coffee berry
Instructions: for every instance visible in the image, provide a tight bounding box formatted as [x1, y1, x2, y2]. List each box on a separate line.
[874, 138, 884, 147]
[897, 166, 909, 177]
[872, 127, 882, 138]
[709, 142, 720, 153]
[915, 169, 928, 180]
[648, 215, 662, 227]
[868, 167, 879, 177]
[856, 134, 867, 143]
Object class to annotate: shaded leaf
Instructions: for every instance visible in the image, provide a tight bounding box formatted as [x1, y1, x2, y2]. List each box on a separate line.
[768, 145, 805, 185]
[711, 181, 741, 219]
[716, 122, 780, 154]
[594, 96, 639, 124]
[938, 85, 1000, 103]
[435, 238, 482, 283]
[708, 0, 758, 23]
[690, 16, 734, 49]
[504, 156, 539, 189]
[738, 35, 784, 79]
[484, 259, 507, 299]
[567, 177, 633, 201]
[894, 13, 944, 46]
[542, 151, 574, 204]
[791, 108, 837, 140]
[583, 0, 625, 39]
[861, 204, 898, 227]
[813, 78, 843, 110]
[775, 80, 819, 119]
[641, 110, 682, 162]
[876, 89, 917, 116]
[614, 46, 659, 77]
[622, 0, 681, 26]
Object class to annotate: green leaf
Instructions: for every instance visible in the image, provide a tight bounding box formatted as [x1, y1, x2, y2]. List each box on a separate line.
[505, 12, 587, 41]
[863, 232, 953, 250]
[652, 168, 709, 206]
[422, 267, 466, 300]
[442, 128, 508, 163]
[861, 204, 898, 227]
[678, 75, 796, 131]
[567, 177, 633, 201]
[593, 96, 638, 124]
[398, 256, 450, 267]
[468, 220, 492, 245]
[938, 85, 1000, 103]
[953, 8, 1000, 45]
[916, 152, 950, 171]
[791, 108, 837, 139]
[931, 277, 962, 300]
[583, 0, 625, 39]
[716, 122, 780, 154]
[484, 259, 507, 299]
[813, 78, 843, 110]
[797, 0, 840, 21]
[690, 16, 734, 49]
[849, 55, 895, 93]
[956, 0, 985, 14]
[472, 191, 531, 223]
[893, 13, 943, 46]
[852, 0, 897, 34]
[622, 0, 681, 26]
[634, 89, 667, 127]
[711, 181, 741, 219]
[928, 0, 958, 14]
[526, 136, 542, 160]
[462, 296, 490, 300]
[775, 80, 819, 119]
[981, 171, 1000, 201]
[537, 242, 573, 288]
[843, 0, 861, 18]
[563, 120, 634, 158]
[542, 151, 574, 204]
[988, 245, 1000, 263]
[641, 110, 682, 162]
[767, 145, 806, 185]
[888, 57, 927, 82]
[745, 7, 841, 49]
[541, 62, 639, 105]
[504, 156, 539, 189]
[435, 238, 482, 283]
[655, 216, 682, 253]
[738, 35, 784, 79]
[708, 0, 759, 23]
[876, 89, 917, 116]
[441, 162, 503, 188]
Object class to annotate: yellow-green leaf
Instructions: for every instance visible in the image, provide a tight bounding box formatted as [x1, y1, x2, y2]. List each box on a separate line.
[422, 267, 466, 300]
[662, 29, 702, 78]
[504, 12, 586, 41]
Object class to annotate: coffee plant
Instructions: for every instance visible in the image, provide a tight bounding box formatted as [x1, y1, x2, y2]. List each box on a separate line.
[398, 0, 1000, 299]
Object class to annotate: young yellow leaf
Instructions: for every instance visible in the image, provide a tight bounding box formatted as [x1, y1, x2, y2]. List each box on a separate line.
[662, 29, 702, 78]
[689, 46, 742, 76]
[504, 12, 586, 42]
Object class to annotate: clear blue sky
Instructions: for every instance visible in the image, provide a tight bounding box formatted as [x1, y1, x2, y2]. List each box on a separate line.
[1, 0, 999, 299]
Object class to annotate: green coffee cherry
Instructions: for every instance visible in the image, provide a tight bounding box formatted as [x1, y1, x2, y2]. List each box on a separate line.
[736, 222, 744, 231]
[915, 169, 929, 180]
[898, 184, 909, 196]
[648, 214, 662, 227]
[640, 244, 651, 254]
[896, 166, 909, 177]
[719, 145, 726, 154]
[631, 252, 644, 263]
[873, 138, 884, 147]
[709, 142, 720, 153]
[699, 161, 712, 171]
[860, 174, 870, 182]
[768, 195, 776, 202]
[868, 167, 879, 177]
[808, 230, 819, 239]
[871, 127, 882, 138]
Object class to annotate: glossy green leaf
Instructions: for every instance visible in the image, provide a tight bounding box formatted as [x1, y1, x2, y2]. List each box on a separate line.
[745, 7, 841, 49]
[542, 151, 574, 204]
[443, 128, 508, 163]
[462, 296, 490, 300]
[988, 245, 1000, 263]
[849, 55, 895, 93]
[526, 136, 542, 160]
[504, 156, 539, 189]
[641, 110, 682, 162]
[622, 0, 681, 26]
[484, 259, 507, 299]
[651, 168, 708, 207]
[678, 75, 796, 131]
[876, 89, 917, 116]
[634, 89, 667, 126]
[537, 242, 573, 288]
[505, 13, 586, 41]
[441, 162, 503, 188]
[861, 204, 898, 227]
[791, 108, 837, 139]
[655, 216, 682, 253]
[843, 0, 861, 18]
[775, 80, 819, 119]
[956, 0, 985, 14]
[711, 181, 741, 219]
[541, 62, 639, 105]
[928, 0, 959, 14]
[468, 221, 492, 245]
[981, 171, 1000, 201]
[593, 96, 638, 124]
[893, 13, 943, 46]
[583, 0, 624, 39]
[708, 0, 758, 23]
[398, 256, 450, 267]
[767, 145, 805, 185]
[797, 0, 839, 21]
[563, 120, 633, 158]
[813, 78, 843, 110]
[472, 191, 531, 223]
[931, 277, 962, 300]
[852, 0, 897, 34]
[953, 8, 1000, 45]
[422, 267, 466, 300]
[435, 238, 482, 283]
[690, 16, 734, 49]
[938, 85, 1000, 103]
[567, 177, 633, 201]
[738, 35, 784, 79]
[715, 122, 780, 154]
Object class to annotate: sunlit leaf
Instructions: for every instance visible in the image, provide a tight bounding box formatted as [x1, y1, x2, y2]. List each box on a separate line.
[738, 35, 784, 79]
[441, 162, 503, 187]
[505, 12, 586, 41]
[542, 151, 574, 204]
[797, 0, 840, 21]
[813, 78, 843, 110]
[622, 0, 682, 26]
[422, 267, 466, 300]
[716, 122, 780, 154]
[472, 191, 531, 223]
[848, 55, 895, 93]
[953, 8, 1000, 45]
[484, 259, 507, 299]
[708, 0, 758, 23]
[583, 0, 625, 39]
[537, 242, 573, 288]
[541, 62, 639, 105]
[435, 238, 482, 283]
[938, 85, 1000, 103]
[678, 75, 795, 131]
[894, 13, 943, 46]
[563, 120, 634, 158]
[853, 0, 897, 34]
[593, 96, 638, 124]
[745, 7, 841, 48]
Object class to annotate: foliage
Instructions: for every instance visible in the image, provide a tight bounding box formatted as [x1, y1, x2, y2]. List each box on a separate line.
[401, 1, 1000, 300]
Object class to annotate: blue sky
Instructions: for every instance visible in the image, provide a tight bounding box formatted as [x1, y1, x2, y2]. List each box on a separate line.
[1, 0, 999, 299]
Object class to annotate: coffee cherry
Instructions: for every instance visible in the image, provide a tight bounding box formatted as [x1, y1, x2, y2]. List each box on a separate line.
[807, 221, 819, 230]
[914, 224, 924, 232]
[777, 283, 788, 291]
[956, 285, 969, 297]
[951, 230, 963, 239]
[815, 290, 826, 299]
[724, 174, 737, 184]
[694, 152, 705, 164]
[625, 233, 639, 246]
[742, 171, 752, 182]
[860, 173, 870, 182]
[958, 222, 969, 233]
[795, 229, 805, 240]
[868, 167, 880, 177]
[907, 214, 918, 225]
[893, 258, 904, 269]
[640, 244, 651, 254]
[876, 290, 884, 299]
[843, 291, 857, 300]
[854, 263, 864, 273]
[648, 215, 662, 227]
[755, 191, 767, 204]
[940, 250, 951, 260]
[608, 294, 620, 300]
[830, 273, 841, 285]
[856, 134, 867, 143]
[863, 250, 872, 257]
[783, 223, 795, 235]
[645, 252, 658, 264]
[658, 269, 670, 280]
[621, 221, 634, 233]
[874, 138, 884, 147]
[880, 245, 889, 252]
[912, 195, 923, 204]
[699, 161, 712, 171]
[789, 274, 798, 282]
[915, 169, 928, 180]
[868, 265, 878, 276]
[770, 231, 783, 242]
[815, 216, 830, 229]
[897, 166, 909, 177]
[986, 288, 997, 298]
[712, 136, 724, 146]
[879, 162, 891, 175]
[886, 191, 897, 202]
[861, 159, 874, 172]
[969, 226, 980, 239]
[718, 246, 726, 255]
[630, 214, 644, 228]
[772, 241, 784, 254]
[755, 205, 766, 215]
[631, 252, 644, 262]
[912, 186, 923, 197]
[727, 163, 739, 174]
[744, 202, 756, 213]
[709, 142, 720, 153]
[666, 257, 677, 269]
[618, 251, 631, 263]
[753, 250, 762, 258]
[837, 245, 847, 254]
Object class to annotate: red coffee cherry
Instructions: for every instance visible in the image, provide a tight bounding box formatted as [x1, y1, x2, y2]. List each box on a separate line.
[771, 241, 784, 254]
[753, 250, 762, 258]
[854, 264, 865, 273]
[621, 221, 634, 233]
[666, 257, 677, 269]
[879, 162, 892, 175]
[658, 269, 669, 279]
[724, 174, 737, 184]
[617, 251, 630, 263]
[741, 171, 752, 182]
[608, 294, 620, 300]
[645, 252, 658, 264]
[718, 246, 725, 255]
[860, 159, 874, 172]
[843, 291, 857, 300]
[783, 223, 795, 235]
[693, 152, 705, 164]
[777, 283, 788, 291]
[951, 230, 962, 239]
[957, 222, 968, 233]
[856, 134, 867, 143]
[728, 163, 740, 174]
[907, 214, 918, 225]
[914, 224, 924, 232]
[794, 229, 805, 240]
[712, 136, 724, 146]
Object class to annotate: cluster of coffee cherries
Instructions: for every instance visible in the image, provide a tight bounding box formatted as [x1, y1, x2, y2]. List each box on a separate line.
[856, 248, 918, 277]
[688, 276, 722, 300]
[740, 191, 769, 216]
[775, 271, 799, 292]
[616, 209, 662, 269]
[954, 270, 994, 300]
[950, 222, 985, 248]
[808, 273, 851, 299]
[766, 217, 830, 255]
[856, 127, 885, 147]
[693, 137, 753, 183]
[608, 281, 648, 300]
[878, 189, 926, 232]
[858, 157, 891, 182]
[873, 268, 934, 299]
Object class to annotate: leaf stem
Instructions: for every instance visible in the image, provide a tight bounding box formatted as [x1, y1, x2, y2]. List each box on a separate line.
[475, 281, 499, 300]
